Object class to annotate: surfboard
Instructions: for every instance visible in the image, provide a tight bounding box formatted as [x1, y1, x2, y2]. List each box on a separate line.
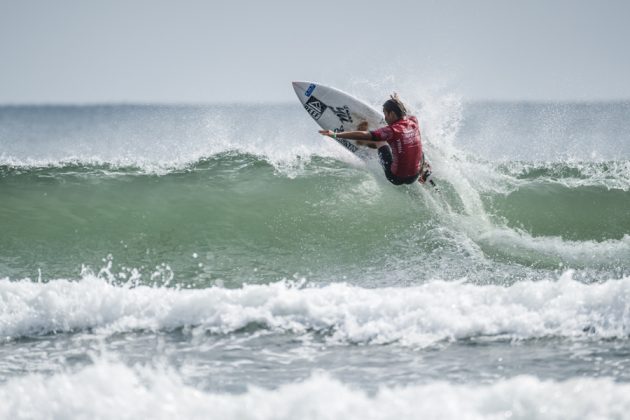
[292, 81, 384, 157]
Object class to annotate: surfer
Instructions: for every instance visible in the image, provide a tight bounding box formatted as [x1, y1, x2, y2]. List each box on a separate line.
[319, 93, 431, 185]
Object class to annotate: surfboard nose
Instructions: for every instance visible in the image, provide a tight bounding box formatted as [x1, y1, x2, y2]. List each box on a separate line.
[292, 81, 306, 94]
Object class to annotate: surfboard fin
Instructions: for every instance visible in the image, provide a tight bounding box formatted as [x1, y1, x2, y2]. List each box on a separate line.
[418, 157, 438, 190]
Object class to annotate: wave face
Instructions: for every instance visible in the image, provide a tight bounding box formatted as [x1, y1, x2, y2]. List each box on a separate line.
[1, 101, 630, 413]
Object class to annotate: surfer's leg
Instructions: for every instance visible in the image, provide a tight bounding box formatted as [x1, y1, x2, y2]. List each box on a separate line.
[378, 146, 404, 185]
[378, 145, 393, 171]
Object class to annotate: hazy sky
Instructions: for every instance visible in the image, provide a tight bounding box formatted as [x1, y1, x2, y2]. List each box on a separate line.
[1, 0, 629, 104]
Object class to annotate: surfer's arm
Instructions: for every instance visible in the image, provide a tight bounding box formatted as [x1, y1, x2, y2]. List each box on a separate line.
[318, 130, 375, 141]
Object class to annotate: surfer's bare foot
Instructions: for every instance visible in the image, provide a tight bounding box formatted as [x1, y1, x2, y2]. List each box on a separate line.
[356, 121, 369, 131]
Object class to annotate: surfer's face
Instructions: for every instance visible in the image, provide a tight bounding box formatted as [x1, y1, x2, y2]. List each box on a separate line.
[383, 109, 397, 125]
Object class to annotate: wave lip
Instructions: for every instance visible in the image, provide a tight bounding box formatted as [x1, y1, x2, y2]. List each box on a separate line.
[2, 272, 630, 345]
[1, 362, 630, 420]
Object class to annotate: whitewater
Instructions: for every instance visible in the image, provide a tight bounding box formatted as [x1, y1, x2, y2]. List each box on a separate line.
[1, 95, 629, 419]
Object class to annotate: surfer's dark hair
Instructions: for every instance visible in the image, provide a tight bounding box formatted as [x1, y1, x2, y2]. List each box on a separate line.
[383, 96, 407, 119]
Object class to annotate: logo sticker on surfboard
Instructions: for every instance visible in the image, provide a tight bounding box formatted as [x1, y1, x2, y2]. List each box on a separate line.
[331, 105, 353, 123]
[304, 96, 327, 120]
[305, 84, 316, 97]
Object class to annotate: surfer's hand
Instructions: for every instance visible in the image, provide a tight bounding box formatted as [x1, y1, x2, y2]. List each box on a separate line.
[319, 130, 334, 137]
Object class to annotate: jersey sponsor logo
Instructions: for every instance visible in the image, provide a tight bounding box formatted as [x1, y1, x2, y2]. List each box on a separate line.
[401, 129, 417, 144]
[304, 95, 327, 120]
[305, 84, 316, 97]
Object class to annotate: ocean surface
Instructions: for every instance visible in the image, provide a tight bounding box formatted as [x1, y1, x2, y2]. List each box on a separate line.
[1, 98, 630, 419]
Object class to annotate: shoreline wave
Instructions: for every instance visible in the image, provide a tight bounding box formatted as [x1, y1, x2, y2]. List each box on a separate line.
[2, 272, 629, 345]
[1, 361, 629, 420]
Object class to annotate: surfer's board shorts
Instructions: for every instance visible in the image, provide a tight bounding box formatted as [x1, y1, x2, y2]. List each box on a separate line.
[378, 146, 433, 186]
[378, 146, 420, 185]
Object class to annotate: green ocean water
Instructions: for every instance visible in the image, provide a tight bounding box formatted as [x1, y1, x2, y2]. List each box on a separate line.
[1, 154, 629, 285]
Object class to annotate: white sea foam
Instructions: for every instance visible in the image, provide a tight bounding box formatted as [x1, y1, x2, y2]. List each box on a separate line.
[2, 272, 630, 345]
[475, 228, 630, 267]
[1, 361, 629, 420]
[495, 160, 630, 192]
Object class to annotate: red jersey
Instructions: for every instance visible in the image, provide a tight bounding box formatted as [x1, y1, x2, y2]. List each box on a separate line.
[371, 116, 423, 178]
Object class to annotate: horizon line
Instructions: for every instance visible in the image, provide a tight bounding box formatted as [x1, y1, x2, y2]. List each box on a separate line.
[2, 98, 630, 107]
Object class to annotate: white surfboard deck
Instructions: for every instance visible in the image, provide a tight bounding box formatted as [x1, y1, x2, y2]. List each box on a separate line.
[292, 81, 385, 158]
